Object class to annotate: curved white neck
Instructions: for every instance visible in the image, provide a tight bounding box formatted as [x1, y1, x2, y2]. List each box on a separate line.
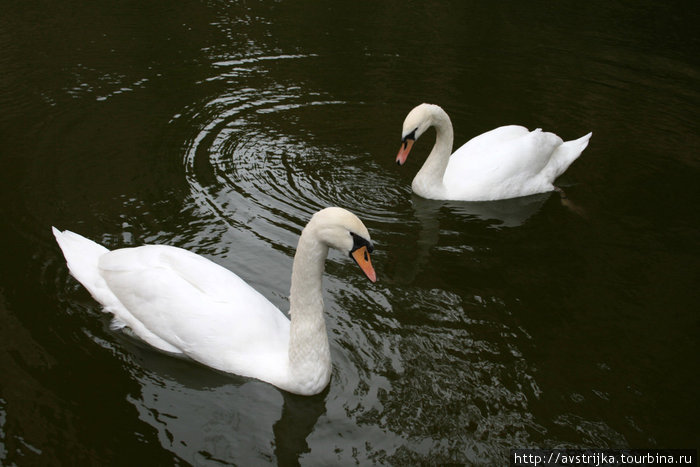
[287, 228, 332, 393]
[412, 109, 454, 199]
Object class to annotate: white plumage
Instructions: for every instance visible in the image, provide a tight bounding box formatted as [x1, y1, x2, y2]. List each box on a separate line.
[53, 207, 376, 395]
[396, 103, 592, 201]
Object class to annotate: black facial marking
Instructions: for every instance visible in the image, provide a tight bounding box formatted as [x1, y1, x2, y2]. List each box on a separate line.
[402, 128, 417, 147]
[349, 232, 374, 256]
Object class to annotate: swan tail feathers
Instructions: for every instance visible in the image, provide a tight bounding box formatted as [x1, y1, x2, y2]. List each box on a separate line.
[52, 227, 117, 308]
[548, 132, 592, 178]
[53, 228, 186, 355]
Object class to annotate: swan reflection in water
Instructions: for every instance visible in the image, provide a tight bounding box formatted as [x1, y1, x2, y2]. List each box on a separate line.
[120, 342, 328, 465]
[388, 193, 551, 284]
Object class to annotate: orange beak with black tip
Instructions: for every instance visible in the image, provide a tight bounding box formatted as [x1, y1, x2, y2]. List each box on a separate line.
[396, 137, 414, 166]
[351, 245, 376, 283]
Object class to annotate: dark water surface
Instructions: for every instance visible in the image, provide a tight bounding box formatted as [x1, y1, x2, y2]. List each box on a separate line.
[1, 0, 698, 464]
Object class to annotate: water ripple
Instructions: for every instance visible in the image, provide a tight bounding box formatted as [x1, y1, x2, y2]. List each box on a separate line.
[179, 91, 406, 249]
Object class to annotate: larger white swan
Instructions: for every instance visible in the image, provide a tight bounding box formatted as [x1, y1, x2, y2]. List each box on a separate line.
[53, 207, 376, 396]
[396, 103, 592, 201]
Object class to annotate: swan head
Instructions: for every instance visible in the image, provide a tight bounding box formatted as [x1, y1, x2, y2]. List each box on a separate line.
[307, 207, 376, 282]
[396, 103, 443, 165]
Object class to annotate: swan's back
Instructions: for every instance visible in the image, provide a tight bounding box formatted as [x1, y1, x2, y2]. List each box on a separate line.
[455, 125, 530, 155]
[53, 228, 291, 379]
[444, 126, 582, 201]
[101, 244, 290, 376]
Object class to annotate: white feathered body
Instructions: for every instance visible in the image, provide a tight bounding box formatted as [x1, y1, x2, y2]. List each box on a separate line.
[53, 228, 297, 390]
[402, 104, 592, 201]
[438, 126, 591, 201]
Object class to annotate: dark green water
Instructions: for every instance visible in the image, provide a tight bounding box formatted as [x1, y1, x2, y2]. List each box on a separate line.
[1, 0, 698, 464]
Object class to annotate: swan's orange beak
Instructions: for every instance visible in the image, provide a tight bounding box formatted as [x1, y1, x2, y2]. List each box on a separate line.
[351, 246, 376, 283]
[396, 138, 414, 166]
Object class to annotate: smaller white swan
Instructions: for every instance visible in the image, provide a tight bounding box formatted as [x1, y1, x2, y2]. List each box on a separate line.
[53, 207, 376, 396]
[396, 103, 592, 201]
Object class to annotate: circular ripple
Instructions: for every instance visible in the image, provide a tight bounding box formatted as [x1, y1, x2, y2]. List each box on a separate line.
[179, 92, 409, 252]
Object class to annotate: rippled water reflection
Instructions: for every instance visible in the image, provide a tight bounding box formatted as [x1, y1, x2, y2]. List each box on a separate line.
[1, 0, 698, 465]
